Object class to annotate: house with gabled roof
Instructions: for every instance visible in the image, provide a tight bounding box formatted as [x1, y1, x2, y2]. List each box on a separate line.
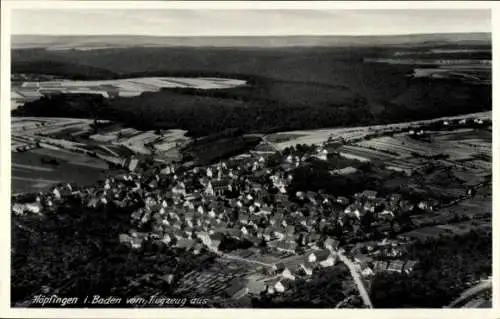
[354, 254, 373, 268]
[246, 235, 261, 247]
[294, 232, 308, 246]
[119, 233, 132, 244]
[240, 213, 250, 225]
[183, 227, 195, 239]
[208, 233, 224, 251]
[403, 260, 419, 274]
[308, 233, 321, 246]
[323, 237, 339, 252]
[259, 204, 273, 216]
[285, 224, 296, 235]
[275, 241, 297, 254]
[161, 234, 172, 245]
[319, 254, 337, 268]
[240, 226, 249, 236]
[196, 231, 210, 245]
[211, 179, 230, 196]
[266, 277, 293, 294]
[374, 260, 389, 272]
[256, 227, 266, 239]
[361, 264, 375, 277]
[386, 260, 405, 273]
[265, 278, 280, 295]
[225, 228, 242, 239]
[245, 274, 268, 295]
[272, 262, 286, 274]
[361, 190, 378, 199]
[418, 200, 435, 211]
[297, 262, 314, 277]
[262, 228, 273, 241]
[159, 273, 175, 285]
[275, 278, 294, 294]
[225, 279, 250, 300]
[270, 226, 286, 241]
[281, 267, 296, 280]
[176, 238, 195, 250]
[172, 229, 185, 241]
[192, 242, 205, 255]
[308, 249, 330, 263]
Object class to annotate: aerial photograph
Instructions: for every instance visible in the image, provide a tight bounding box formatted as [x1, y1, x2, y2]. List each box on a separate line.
[9, 5, 492, 309]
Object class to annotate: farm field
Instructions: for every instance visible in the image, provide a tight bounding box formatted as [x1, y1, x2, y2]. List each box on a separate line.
[338, 121, 489, 175]
[31, 148, 109, 170]
[11, 77, 247, 107]
[449, 187, 492, 220]
[12, 117, 98, 138]
[402, 217, 491, 242]
[357, 135, 442, 157]
[338, 145, 397, 162]
[90, 128, 190, 155]
[13, 116, 189, 155]
[11, 116, 124, 193]
[11, 42, 491, 138]
[11, 116, 192, 193]
[11, 151, 115, 194]
[268, 111, 491, 151]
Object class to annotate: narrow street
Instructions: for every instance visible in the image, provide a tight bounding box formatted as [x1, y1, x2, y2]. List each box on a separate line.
[214, 245, 374, 309]
[338, 252, 373, 308]
[219, 253, 275, 268]
[447, 277, 492, 308]
[209, 246, 275, 268]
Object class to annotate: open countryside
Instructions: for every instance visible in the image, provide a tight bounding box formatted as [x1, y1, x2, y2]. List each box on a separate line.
[11, 77, 247, 109]
[10, 10, 492, 310]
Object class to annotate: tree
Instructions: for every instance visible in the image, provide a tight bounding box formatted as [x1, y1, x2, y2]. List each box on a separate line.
[370, 231, 492, 308]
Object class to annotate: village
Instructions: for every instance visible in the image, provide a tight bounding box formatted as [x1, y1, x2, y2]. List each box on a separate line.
[11, 113, 492, 308]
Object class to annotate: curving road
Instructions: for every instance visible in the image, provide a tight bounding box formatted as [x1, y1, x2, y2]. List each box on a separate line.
[259, 135, 281, 152]
[208, 246, 275, 268]
[219, 252, 275, 268]
[338, 252, 373, 308]
[448, 277, 492, 308]
[214, 245, 374, 308]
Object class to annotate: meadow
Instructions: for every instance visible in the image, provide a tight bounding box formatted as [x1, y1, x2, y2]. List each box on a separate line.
[11, 150, 113, 193]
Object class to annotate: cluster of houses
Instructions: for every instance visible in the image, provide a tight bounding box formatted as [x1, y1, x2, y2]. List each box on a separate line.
[404, 116, 488, 138]
[221, 238, 419, 300]
[263, 246, 341, 296]
[348, 239, 419, 277]
[105, 146, 434, 257]
[443, 118, 485, 126]
[13, 142, 432, 301]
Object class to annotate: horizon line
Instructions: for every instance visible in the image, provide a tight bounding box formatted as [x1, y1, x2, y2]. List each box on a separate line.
[11, 31, 492, 38]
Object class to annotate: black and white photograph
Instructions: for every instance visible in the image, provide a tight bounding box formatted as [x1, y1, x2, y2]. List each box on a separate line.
[2, 0, 495, 314]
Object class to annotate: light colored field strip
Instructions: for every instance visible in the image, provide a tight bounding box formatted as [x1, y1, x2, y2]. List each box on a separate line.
[99, 145, 120, 157]
[32, 182, 55, 189]
[14, 77, 246, 103]
[11, 167, 43, 174]
[70, 160, 108, 170]
[218, 253, 274, 268]
[12, 176, 60, 183]
[12, 163, 54, 172]
[272, 111, 491, 149]
[32, 148, 79, 161]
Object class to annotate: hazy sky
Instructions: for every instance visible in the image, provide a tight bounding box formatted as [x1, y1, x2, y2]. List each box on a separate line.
[11, 9, 491, 36]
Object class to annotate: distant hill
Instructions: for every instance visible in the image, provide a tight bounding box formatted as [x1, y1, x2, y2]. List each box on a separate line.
[11, 35, 491, 138]
[11, 33, 491, 50]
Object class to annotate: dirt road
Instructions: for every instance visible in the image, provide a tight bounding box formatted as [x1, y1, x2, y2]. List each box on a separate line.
[338, 252, 373, 308]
